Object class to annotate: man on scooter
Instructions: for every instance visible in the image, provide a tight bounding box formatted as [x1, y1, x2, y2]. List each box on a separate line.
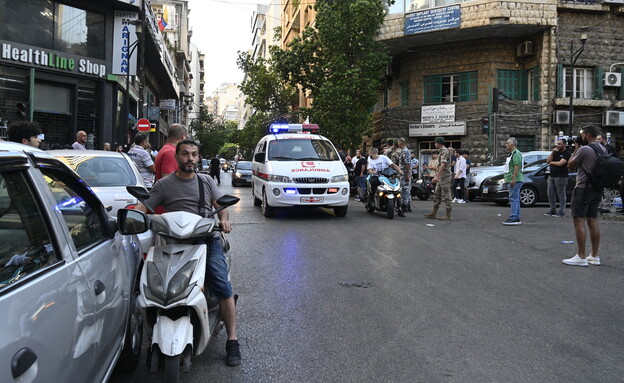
[366, 147, 403, 201]
[135, 139, 241, 367]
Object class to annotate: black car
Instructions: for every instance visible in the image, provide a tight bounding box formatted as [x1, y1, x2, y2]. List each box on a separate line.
[481, 160, 576, 207]
[232, 161, 252, 186]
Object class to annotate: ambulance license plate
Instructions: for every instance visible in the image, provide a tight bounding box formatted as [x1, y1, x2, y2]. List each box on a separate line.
[300, 197, 323, 203]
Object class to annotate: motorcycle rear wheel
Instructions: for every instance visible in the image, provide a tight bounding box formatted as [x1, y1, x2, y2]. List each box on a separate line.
[164, 355, 180, 383]
[386, 199, 395, 219]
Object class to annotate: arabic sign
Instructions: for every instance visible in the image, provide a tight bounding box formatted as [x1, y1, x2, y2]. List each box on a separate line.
[405, 5, 461, 35]
[421, 104, 455, 123]
[159, 99, 176, 110]
[409, 122, 466, 137]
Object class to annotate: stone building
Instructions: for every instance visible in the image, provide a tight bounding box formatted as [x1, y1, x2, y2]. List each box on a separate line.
[376, 0, 624, 163]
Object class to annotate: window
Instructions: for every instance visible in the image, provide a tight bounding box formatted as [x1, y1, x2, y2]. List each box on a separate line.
[515, 136, 535, 152]
[0, 171, 59, 291]
[400, 81, 409, 106]
[41, 169, 106, 251]
[564, 67, 594, 99]
[497, 70, 528, 101]
[425, 71, 477, 103]
[55, 4, 105, 59]
[0, 0, 54, 50]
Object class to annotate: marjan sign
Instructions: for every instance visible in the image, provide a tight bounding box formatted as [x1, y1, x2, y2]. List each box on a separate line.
[1, 41, 107, 78]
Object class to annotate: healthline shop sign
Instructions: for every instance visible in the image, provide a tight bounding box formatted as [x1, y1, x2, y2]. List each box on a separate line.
[1, 40, 107, 78]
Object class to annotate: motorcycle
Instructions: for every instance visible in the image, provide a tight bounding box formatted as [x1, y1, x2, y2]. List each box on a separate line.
[347, 167, 357, 196]
[362, 167, 402, 219]
[412, 177, 435, 200]
[126, 186, 239, 382]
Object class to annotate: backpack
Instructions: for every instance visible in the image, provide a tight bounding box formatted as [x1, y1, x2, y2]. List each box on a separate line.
[588, 143, 624, 188]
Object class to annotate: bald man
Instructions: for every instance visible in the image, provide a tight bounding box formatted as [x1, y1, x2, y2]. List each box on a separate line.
[72, 131, 87, 150]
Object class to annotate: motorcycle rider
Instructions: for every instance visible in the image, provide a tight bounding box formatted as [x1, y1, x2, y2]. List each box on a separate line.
[366, 147, 403, 203]
[135, 139, 241, 367]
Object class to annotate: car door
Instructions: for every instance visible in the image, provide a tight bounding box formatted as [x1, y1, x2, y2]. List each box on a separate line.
[38, 167, 132, 382]
[0, 164, 96, 383]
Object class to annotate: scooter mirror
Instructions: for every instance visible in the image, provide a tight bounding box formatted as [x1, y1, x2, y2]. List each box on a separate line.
[216, 195, 240, 207]
[126, 185, 150, 200]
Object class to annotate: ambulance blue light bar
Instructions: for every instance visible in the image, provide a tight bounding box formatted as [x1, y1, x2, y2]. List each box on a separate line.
[269, 123, 320, 134]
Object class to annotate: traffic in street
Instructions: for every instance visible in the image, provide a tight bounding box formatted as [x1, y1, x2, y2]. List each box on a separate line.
[111, 171, 624, 383]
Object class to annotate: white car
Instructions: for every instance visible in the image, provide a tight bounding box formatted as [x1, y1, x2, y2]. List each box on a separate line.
[251, 124, 350, 217]
[468, 151, 551, 200]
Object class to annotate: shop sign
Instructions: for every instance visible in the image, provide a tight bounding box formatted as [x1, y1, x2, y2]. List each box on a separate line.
[0, 40, 107, 78]
[405, 5, 461, 35]
[409, 121, 466, 137]
[112, 11, 139, 76]
[160, 99, 176, 110]
[421, 104, 455, 123]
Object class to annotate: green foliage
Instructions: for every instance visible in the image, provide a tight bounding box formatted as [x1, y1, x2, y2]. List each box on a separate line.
[219, 143, 238, 159]
[191, 107, 238, 157]
[271, 0, 392, 150]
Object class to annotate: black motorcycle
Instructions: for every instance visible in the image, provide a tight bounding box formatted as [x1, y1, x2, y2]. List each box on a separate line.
[412, 178, 435, 200]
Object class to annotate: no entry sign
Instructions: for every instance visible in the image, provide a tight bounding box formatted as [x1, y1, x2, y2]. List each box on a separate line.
[136, 118, 151, 132]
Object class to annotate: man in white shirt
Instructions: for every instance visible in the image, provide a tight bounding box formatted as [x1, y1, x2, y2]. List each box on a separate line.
[452, 150, 467, 203]
[366, 147, 402, 201]
[127, 134, 156, 188]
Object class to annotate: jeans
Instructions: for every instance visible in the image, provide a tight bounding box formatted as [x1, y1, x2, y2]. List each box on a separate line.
[194, 236, 232, 300]
[547, 176, 567, 214]
[508, 182, 523, 221]
[453, 178, 465, 200]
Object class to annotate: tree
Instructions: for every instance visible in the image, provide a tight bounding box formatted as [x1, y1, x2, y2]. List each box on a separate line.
[271, 0, 392, 150]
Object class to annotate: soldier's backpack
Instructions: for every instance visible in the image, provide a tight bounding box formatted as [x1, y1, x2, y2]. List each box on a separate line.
[588, 143, 624, 188]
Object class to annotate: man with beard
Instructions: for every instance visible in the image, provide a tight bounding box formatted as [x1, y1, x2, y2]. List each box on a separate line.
[135, 139, 241, 366]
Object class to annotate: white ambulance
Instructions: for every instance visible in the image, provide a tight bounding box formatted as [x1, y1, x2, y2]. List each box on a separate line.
[251, 123, 350, 217]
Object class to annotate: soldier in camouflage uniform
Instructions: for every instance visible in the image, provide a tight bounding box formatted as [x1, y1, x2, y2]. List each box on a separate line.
[424, 137, 453, 221]
[397, 138, 412, 215]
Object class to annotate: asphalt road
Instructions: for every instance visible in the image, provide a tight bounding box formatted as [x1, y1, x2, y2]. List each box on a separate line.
[111, 172, 624, 383]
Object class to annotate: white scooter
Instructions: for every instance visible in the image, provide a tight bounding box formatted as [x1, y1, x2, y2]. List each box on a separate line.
[127, 186, 239, 382]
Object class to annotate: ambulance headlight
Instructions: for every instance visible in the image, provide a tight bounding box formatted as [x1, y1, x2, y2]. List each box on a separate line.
[268, 174, 292, 183]
[331, 174, 348, 183]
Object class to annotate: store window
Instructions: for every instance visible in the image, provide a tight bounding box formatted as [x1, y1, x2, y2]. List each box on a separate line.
[0, 0, 104, 60]
[0, 66, 30, 124]
[424, 71, 477, 104]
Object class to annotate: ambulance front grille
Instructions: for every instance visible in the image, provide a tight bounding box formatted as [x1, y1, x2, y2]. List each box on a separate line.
[293, 177, 329, 184]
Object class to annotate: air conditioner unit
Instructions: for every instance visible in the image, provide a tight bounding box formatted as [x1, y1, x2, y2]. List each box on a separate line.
[555, 110, 570, 124]
[604, 72, 622, 87]
[603, 111, 624, 126]
[516, 41, 534, 57]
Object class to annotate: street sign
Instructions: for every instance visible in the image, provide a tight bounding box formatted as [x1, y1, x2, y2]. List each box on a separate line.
[136, 118, 151, 132]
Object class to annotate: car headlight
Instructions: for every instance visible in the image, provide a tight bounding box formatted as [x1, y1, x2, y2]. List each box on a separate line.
[165, 260, 197, 304]
[235, 172, 242, 178]
[331, 174, 348, 183]
[268, 174, 292, 183]
[497, 179, 506, 185]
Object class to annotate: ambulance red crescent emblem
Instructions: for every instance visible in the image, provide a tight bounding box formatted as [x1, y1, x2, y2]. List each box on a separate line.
[301, 161, 316, 168]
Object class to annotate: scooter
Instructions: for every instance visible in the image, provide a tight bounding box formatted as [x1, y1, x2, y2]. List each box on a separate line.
[362, 167, 402, 219]
[126, 186, 239, 383]
[412, 178, 435, 200]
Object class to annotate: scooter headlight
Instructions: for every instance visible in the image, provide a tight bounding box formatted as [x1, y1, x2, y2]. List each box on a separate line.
[166, 260, 198, 304]
[145, 261, 166, 305]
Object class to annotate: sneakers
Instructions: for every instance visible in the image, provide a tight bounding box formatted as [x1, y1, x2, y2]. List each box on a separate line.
[502, 218, 521, 225]
[544, 209, 556, 216]
[225, 340, 241, 366]
[552, 212, 565, 218]
[457, 199, 466, 204]
[586, 254, 601, 265]
[562, 254, 588, 267]
[452, 198, 458, 203]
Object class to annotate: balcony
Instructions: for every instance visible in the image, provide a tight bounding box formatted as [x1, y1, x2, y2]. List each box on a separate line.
[380, 0, 557, 55]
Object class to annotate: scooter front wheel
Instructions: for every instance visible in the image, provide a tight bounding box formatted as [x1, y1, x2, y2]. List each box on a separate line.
[386, 198, 395, 219]
[164, 355, 180, 383]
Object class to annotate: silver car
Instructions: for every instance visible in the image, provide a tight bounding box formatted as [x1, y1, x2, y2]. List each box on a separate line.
[50, 150, 147, 218]
[0, 142, 149, 383]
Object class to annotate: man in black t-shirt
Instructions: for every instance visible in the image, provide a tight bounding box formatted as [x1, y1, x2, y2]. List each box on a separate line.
[545, 139, 571, 217]
[354, 153, 368, 201]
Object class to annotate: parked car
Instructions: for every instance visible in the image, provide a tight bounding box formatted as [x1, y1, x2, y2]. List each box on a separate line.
[0, 142, 149, 383]
[480, 160, 576, 207]
[50, 150, 147, 218]
[469, 151, 552, 200]
[232, 161, 252, 186]
[199, 158, 210, 174]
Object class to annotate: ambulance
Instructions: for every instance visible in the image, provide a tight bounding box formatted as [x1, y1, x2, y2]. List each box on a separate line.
[251, 123, 350, 217]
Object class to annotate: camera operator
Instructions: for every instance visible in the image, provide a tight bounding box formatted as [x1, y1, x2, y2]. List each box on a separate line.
[562, 126, 605, 267]
[545, 138, 571, 217]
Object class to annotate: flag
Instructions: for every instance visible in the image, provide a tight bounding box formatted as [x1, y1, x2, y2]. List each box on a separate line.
[158, 17, 167, 31]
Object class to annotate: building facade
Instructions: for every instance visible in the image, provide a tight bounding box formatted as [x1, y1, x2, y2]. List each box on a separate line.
[376, 0, 624, 162]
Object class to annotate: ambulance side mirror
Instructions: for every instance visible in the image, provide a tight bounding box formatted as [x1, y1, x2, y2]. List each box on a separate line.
[254, 152, 265, 163]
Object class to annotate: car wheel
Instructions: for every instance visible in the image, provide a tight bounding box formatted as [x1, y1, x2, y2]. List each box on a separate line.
[262, 190, 275, 218]
[333, 205, 348, 217]
[606, 187, 620, 200]
[115, 279, 143, 372]
[252, 185, 262, 206]
[520, 186, 537, 207]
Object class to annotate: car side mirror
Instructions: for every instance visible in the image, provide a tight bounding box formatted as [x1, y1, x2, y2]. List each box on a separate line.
[254, 153, 265, 163]
[117, 209, 149, 235]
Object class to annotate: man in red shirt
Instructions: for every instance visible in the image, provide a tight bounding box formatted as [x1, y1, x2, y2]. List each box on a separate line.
[155, 124, 187, 180]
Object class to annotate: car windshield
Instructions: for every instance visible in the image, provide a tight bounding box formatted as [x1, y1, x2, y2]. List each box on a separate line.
[268, 139, 339, 161]
[59, 156, 137, 187]
[236, 162, 252, 170]
[524, 159, 546, 172]
[483, 157, 507, 166]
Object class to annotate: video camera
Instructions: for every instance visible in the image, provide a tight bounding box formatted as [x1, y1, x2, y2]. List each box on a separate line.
[557, 133, 583, 151]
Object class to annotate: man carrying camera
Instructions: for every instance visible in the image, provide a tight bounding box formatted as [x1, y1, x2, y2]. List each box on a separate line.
[545, 138, 571, 217]
[562, 126, 605, 267]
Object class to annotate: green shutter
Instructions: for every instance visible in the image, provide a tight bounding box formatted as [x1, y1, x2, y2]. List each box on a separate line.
[593, 66, 604, 99]
[620, 68, 624, 100]
[557, 64, 564, 98]
[424, 75, 442, 103]
[532, 66, 541, 101]
[459, 72, 477, 102]
[520, 70, 529, 101]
